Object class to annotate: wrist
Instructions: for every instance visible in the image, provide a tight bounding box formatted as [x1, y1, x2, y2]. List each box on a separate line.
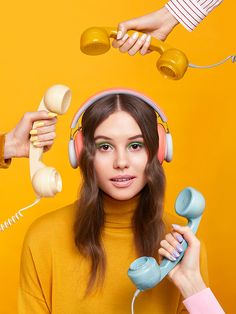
[161, 6, 179, 29]
[4, 132, 16, 159]
[174, 272, 207, 299]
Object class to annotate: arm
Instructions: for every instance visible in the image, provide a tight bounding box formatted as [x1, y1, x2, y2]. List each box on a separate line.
[165, 0, 223, 32]
[159, 224, 225, 313]
[112, 0, 223, 55]
[18, 223, 51, 313]
[1, 111, 57, 169]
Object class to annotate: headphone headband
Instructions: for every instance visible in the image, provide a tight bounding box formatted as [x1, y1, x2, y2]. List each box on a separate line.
[70, 88, 168, 129]
[69, 88, 173, 168]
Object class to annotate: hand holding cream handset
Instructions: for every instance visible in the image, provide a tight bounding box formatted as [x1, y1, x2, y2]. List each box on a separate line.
[80, 27, 235, 80]
[0, 85, 71, 232]
[128, 187, 205, 314]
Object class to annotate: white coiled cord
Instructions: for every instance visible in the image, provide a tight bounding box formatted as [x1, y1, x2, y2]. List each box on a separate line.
[189, 54, 236, 69]
[0, 197, 41, 232]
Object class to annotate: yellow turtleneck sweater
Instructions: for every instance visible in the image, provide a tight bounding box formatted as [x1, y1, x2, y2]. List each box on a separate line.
[18, 196, 208, 314]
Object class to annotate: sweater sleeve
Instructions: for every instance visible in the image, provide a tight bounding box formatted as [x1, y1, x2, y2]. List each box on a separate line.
[165, 0, 223, 31]
[183, 288, 225, 313]
[0, 134, 11, 168]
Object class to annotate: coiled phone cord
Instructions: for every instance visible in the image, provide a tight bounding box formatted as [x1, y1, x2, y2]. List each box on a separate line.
[189, 54, 236, 69]
[0, 197, 41, 232]
[131, 289, 141, 314]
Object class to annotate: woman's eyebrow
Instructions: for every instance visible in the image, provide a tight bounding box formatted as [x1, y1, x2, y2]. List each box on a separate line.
[94, 135, 112, 141]
[94, 134, 143, 141]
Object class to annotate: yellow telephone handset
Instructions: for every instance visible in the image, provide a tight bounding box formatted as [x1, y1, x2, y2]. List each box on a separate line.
[80, 27, 189, 80]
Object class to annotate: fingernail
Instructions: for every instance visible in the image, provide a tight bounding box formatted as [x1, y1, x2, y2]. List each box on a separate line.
[140, 34, 147, 41]
[117, 30, 122, 40]
[48, 112, 57, 118]
[30, 136, 38, 142]
[34, 121, 45, 128]
[33, 141, 41, 147]
[30, 129, 38, 135]
[176, 244, 184, 253]
[172, 224, 181, 229]
[176, 234, 184, 243]
[172, 250, 180, 258]
[122, 33, 129, 41]
[146, 35, 151, 42]
[131, 32, 139, 40]
[169, 255, 177, 262]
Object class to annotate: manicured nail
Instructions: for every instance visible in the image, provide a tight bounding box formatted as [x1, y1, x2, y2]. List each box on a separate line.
[172, 224, 181, 230]
[131, 32, 139, 40]
[30, 129, 38, 135]
[172, 250, 180, 258]
[122, 33, 129, 41]
[169, 255, 177, 262]
[146, 35, 151, 42]
[30, 136, 38, 142]
[117, 30, 123, 40]
[34, 121, 45, 128]
[33, 141, 41, 147]
[176, 234, 184, 243]
[140, 34, 147, 41]
[176, 244, 184, 253]
[48, 112, 57, 118]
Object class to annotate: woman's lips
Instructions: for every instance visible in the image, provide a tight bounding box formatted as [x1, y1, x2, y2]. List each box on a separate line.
[110, 175, 136, 188]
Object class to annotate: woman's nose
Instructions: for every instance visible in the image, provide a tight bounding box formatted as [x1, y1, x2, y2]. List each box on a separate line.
[113, 151, 129, 169]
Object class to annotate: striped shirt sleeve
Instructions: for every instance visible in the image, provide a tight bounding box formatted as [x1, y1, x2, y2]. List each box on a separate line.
[165, 0, 223, 32]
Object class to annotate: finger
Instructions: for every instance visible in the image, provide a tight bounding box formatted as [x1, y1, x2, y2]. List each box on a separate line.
[158, 247, 177, 262]
[166, 233, 184, 254]
[32, 139, 55, 148]
[172, 231, 184, 243]
[172, 224, 201, 248]
[31, 118, 57, 132]
[30, 131, 56, 144]
[112, 34, 129, 49]
[160, 239, 181, 259]
[23, 111, 58, 124]
[128, 33, 148, 56]
[140, 35, 151, 55]
[119, 32, 140, 53]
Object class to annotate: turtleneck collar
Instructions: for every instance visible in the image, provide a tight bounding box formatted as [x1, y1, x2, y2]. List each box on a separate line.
[103, 194, 140, 229]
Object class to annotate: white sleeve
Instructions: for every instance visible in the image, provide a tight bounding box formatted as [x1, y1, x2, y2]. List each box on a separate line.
[165, 0, 223, 31]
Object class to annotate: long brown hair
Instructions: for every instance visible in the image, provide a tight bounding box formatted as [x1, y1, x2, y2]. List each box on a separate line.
[74, 94, 166, 294]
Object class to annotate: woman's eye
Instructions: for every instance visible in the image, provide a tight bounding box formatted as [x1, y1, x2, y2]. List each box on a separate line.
[128, 142, 144, 151]
[96, 143, 112, 151]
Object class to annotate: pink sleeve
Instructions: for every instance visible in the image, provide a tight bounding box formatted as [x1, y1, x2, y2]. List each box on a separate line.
[183, 288, 225, 314]
[165, 0, 223, 31]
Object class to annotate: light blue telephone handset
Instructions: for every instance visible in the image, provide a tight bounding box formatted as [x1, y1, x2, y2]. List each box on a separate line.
[127, 187, 205, 313]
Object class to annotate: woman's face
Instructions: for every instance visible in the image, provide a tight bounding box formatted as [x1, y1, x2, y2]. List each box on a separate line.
[93, 110, 148, 201]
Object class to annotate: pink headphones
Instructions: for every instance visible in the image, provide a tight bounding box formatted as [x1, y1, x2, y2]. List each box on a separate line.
[68, 88, 173, 168]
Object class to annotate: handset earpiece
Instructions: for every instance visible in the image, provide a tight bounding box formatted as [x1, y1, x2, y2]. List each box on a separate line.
[127, 187, 205, 291]
[80, 27, 189, 80]
[30, 84, 71, 197]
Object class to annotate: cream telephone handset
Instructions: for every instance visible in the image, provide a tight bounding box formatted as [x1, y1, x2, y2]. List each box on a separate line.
[1, 84, 71, 232]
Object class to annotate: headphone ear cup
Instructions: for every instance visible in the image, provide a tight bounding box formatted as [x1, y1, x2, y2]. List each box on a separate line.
[165, 133, 173, 162]
[157, 124, 166, 164]
[74, 130, 84, 165]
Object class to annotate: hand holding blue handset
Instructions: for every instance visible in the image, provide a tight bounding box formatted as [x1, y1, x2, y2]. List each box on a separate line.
[128, 186, 205, 313]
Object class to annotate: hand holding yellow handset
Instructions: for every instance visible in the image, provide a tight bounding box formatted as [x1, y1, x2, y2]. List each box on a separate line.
[1, 84, 71, 232]
[81, 27, 235, 80]
[80, 27, 189, 80]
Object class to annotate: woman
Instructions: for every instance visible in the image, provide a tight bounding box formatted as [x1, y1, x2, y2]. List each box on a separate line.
[18, 90, 224, 313]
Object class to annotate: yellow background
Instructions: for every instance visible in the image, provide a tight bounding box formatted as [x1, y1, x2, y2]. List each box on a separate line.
[0, 0, 235, 312]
